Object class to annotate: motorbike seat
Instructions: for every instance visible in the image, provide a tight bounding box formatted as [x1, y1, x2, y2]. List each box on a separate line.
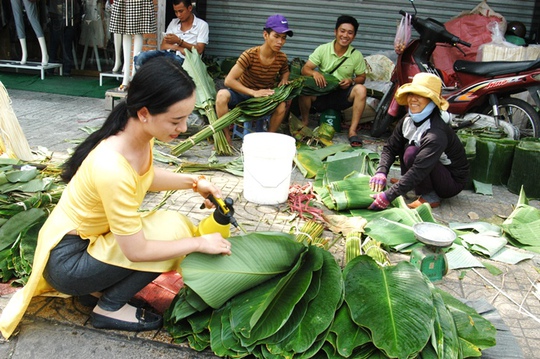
[454, 59, 540, 77]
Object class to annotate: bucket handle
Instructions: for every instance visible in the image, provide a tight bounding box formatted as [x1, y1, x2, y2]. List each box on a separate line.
[241, 153, 297, 188]
[244, 167, 293, 188]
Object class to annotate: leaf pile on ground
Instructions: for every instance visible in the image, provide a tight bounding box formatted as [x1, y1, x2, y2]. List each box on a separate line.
[164, 232, 496, 358]
[0, 158, 64, 285]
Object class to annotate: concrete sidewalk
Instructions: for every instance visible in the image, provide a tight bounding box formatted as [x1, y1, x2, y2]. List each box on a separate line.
[1, 89, 539, 358]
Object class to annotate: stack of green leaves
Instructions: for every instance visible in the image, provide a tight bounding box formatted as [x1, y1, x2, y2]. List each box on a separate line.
[294, 143, 351, 179]
[354, 197, 437, 252]
[164, 232, 496, 358]
[289, 57, 341, 97]
[308, 147, 380, 211]
[338, 256, 496, 358]
[0, 159, 64, 285]
[0, 208, 46, 286]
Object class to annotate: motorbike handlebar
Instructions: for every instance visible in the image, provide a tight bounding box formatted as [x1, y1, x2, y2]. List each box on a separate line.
[399, 10, 472, 48]
[457, 39, 472, 47]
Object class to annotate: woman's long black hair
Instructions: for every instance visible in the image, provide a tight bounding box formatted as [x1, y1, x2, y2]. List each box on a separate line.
[61, 57, 196, 183]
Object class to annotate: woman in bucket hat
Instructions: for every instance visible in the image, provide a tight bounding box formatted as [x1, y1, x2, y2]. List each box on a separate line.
[368, 72, 469, 210]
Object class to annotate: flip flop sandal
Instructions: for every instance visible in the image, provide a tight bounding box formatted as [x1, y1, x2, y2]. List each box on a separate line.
[348, 135, 363, 147]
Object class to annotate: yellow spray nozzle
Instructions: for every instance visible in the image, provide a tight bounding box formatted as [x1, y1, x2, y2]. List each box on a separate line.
[200, 194, 230, 215]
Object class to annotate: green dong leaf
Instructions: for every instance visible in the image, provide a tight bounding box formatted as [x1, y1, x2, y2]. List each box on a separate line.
[344, 256, 436, 359]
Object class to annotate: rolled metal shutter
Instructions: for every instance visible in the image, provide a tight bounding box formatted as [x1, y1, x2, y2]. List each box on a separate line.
[203, 0, 536, 60]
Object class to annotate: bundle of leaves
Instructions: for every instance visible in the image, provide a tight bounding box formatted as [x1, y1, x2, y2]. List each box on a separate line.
[500, 187, 540, 253]
[172, 77, 304, 156]
[0, 159, 64, 285]
[294, 143, 351, 179]
[164, 232, 496, 358]
[289, 57, 341, 97]
[181, 49, 232, 155]
[306, 147, 380, 211]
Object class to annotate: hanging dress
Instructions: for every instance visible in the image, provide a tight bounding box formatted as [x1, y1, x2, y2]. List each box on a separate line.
[79, 0, 105, 48]
[109, 0, 156, 35]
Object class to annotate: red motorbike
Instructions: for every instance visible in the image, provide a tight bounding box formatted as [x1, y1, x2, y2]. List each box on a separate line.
[371, 1, 540, 138]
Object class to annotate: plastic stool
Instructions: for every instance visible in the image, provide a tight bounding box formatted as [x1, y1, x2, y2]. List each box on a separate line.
[232, 116, 269, 139]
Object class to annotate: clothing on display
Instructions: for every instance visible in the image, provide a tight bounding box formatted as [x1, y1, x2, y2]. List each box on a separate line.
[108, 0, 156, 89]
[10, 0, 49, 65]
[79, 0, 105, 48]
[48, 0, 81, 75]
[10, 0, 44, 39]
[109, 0, 156, 35]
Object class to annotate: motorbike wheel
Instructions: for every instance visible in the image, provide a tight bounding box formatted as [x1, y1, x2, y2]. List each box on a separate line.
[482, 97, 540, 138]
[370, 83, 397, 138]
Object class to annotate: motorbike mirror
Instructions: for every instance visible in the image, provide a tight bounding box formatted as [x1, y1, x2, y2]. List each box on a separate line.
[409, 0, 417, 15]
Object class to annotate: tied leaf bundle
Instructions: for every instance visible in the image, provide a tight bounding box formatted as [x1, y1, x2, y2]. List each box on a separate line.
[181, 49, 232, 155]
[345, 231, 390, 266]
[289, 72, 341, 97]
[289, 57, 341, 97]
[171, 78, 304, 157]
[293, 220, 328, 248]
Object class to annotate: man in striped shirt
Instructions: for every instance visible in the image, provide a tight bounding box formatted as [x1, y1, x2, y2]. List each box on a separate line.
[216, 14, 293, 144]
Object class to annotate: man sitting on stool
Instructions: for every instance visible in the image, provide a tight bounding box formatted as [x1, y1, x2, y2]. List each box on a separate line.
[299, 15, 367, 147]
[215, 14, 293, 145]
[134, 0, 208, 69]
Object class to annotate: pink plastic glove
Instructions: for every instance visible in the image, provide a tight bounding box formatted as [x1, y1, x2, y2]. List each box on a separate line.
[369, 172, 387, 192]
[368, 192, 390, 211]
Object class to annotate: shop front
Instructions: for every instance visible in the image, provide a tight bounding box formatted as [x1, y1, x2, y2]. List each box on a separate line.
[0, 0, 166, 77]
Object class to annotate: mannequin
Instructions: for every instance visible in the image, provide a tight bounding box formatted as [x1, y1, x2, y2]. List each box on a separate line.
[79, 0, 105, 69]
[109, 0, 156, 91]
[48, 0, 81, 76]
[111, 33, 122, 73]
[11, 0, 49, 65]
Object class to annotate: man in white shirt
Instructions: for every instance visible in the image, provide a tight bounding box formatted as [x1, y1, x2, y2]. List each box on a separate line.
[134, 0, 209, 69]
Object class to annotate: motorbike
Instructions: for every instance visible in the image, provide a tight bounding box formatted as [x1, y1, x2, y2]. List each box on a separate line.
[370, 0, 540, 139]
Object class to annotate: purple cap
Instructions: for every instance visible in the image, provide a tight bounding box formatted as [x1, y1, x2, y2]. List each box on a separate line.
[265, 14, 294, 37]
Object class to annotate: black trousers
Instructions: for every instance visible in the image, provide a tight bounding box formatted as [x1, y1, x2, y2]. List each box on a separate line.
[43, 234, 159, 311]
[48, 14, 76, 74]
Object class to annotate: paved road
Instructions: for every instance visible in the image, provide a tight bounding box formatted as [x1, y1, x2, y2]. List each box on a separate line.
[1, 88, 539, 358]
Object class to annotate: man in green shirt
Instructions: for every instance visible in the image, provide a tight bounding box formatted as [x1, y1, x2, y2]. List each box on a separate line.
[299, 15, 367, 147]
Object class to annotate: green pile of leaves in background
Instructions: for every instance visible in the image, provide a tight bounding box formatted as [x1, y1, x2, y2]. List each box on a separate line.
[0, 158, 64, 285]
[164, 232, 496, 358]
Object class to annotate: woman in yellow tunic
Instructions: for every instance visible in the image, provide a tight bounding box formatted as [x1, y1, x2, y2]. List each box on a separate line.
[0, 57, 232, 338]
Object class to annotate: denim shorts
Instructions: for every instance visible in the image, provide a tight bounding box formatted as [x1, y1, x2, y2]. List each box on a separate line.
[226, 89, 252, 109]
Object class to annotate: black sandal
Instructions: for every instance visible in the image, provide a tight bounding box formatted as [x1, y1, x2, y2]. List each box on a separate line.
[91, 308, 162, 332]
[348, 135, 363, 147]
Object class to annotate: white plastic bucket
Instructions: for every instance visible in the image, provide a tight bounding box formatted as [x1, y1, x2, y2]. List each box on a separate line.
[242, 132, 296, 205]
